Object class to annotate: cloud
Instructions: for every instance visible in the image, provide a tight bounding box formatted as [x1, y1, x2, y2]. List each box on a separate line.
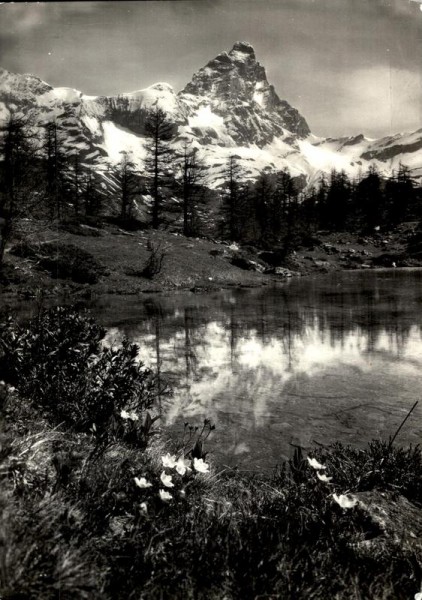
[336, 66, 422, 136]
[0, 2, 102, 35]
[0, 4, 46, 34]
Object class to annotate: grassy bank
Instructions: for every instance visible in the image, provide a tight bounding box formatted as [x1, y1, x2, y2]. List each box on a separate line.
[1, 307, 422, 599]
[1, 218, 421, 299]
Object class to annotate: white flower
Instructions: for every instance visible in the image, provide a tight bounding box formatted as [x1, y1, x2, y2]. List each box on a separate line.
[159, 489, 172, 501]
[332, 494, 357, 509]
[161, 453, 177, 469]
[160, 471, 174, 488]
[414, 593, 422, 600]
[180, 489, 186, 498]
[140, 502, 148, 514]
[317, 472, 333, 483]
[307, 457, 326, 470]
[193, 458, 210, 473]
[134, 477, 152, 489]
[7, 385, 16, 393]
[175, 456, 192, 476]
[120, 409, 139, 421]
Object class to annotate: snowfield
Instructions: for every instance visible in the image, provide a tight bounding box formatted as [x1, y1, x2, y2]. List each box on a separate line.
[1, 41, 421, 192]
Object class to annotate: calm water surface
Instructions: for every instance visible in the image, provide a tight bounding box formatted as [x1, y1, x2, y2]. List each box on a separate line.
[87, 269, 422, 470]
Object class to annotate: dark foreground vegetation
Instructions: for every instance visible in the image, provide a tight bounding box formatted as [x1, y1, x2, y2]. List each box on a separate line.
[1, 308, 422, 599]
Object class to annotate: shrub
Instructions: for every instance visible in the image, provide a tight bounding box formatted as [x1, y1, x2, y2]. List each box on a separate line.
[0, 307, 157, 437]
[11, 241, 107, 284]
[140, 239, 168, 279]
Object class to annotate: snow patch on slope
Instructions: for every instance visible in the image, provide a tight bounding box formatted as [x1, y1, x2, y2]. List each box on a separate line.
[52, 87, 82, 103]
[126, 82, 178, 114]
[101, 121, 146, 166]
[82, 115, 101, 137]
[298, 140, 359, 174]
[253, 82, 265, 107]
[188, 105, 224, 129]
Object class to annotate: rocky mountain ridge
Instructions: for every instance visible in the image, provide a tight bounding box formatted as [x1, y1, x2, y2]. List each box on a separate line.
[0, 43, 421, 192]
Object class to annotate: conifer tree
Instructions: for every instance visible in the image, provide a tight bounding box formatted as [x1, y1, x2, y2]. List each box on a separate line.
[0, 114, 37, 264]
[42, 121, 68, 219]
[221, 154, 244, 241]
[144, 107, 173, 229]
[83, 171, 102, 217]
[355, 165, 383, 231]
[114, 151, 139, 221]
[385, 163, 415, 225]
[254, 170, 275, 244]
[179, 144, 207, 237]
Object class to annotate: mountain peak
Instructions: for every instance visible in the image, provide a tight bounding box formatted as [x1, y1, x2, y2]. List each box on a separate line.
[228, 41, 256, 61]
[179, 43, 310, 143]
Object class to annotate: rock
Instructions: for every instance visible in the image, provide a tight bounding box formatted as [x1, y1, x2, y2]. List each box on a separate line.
[322, 243, 340, 255]
[274, 267, 293, 277]
[248, 260, 266, 273]
[230, 255, 260, 271]
[353, 490, 422, 552]
[313, 259, 332, 270]
[265, 266, 299, 277]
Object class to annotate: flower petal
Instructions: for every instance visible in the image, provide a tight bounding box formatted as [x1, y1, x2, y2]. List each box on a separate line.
[160, 471, 174, 488]
[307, 456, 326, 470]
[161, 453, 177, 469]
[175, 457, 192, 476]
[333, 493, 357, 509]
[193, 458, 210, 473]
[120, 409, 139, 421]
[317, 472, 333, 483]
[159, 489, 172, 501]
[134, 476, 153, 489]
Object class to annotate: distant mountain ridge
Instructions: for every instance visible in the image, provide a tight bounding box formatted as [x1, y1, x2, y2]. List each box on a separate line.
[1, 43, 421, 193]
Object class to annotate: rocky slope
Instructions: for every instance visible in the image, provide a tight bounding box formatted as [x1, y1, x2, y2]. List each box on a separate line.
[0, 42, 421, 193]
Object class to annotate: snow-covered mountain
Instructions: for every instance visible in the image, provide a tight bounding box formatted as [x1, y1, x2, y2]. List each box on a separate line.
[1, 42, 421, 191]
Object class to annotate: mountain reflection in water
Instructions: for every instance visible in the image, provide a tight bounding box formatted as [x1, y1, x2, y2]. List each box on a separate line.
[98, 269, 422, 470]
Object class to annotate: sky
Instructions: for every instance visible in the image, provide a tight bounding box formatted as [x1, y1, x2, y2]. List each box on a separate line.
[0, 0, 421, 138]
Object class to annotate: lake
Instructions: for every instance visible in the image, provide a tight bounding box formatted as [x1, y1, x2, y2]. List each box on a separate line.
[84, 269, 422, 471]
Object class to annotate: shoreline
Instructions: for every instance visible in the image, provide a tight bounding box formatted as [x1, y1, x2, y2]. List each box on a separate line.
[1, 219, 421, 301]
